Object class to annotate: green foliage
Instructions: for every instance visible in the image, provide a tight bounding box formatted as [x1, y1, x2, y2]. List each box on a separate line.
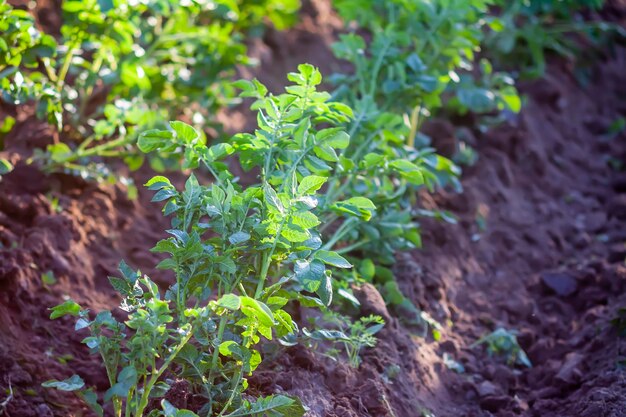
[0, 157, 12, 178]
[321, 0, 514, 330]
[302, 313, 385, 368]
[0, 0, 300, 182]
[472, 328, 532, 368]
[44, 65, 360, 417]
[485, 0, 625, 78]
[332, 0, 520, 120]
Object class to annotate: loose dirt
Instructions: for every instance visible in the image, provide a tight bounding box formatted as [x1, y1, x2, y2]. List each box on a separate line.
[1, 1, 626, 416]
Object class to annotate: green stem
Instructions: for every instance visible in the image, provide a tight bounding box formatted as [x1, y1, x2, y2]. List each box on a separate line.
[57, 45, 77, 88]
[255, 211, 289, 299]
[322, 218, 357, 251]
[208, 316, 228, 387]
[407, 105, 421, 148]
[134, 330, 193, 416]
[77, 53, 105, 120]
[217, 367, 243, 417]
[334, 239, 371, 255]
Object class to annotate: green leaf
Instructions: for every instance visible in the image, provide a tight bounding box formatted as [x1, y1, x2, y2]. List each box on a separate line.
[294, 259, 325, 292]
[313, 144, 338, 162]
[390, 159, 424, 185]
[318, 128, 349, 149]
[291, 211, 320, 229]
[224, 395, 305, 417]
[47, 143, 72, 163]
[0, 158, 13, 175]
[79, 389, 103, 417]
[240, 297, 275, 327]
[145, 176, 172, 190]
[42, 375, 84, 391]
[297, 175, 327, 195]
[169, 121, 199, 144]
[206, 143, 234, 162]
[229, 231, 251, 245]
[216, 294, 241, 311]
[359, 259, 376, 281]
[332, 197, 376, 221]
[316, 271, 333, 306]
[219, 341, 239, 357]
[281, 223, 310, 242]
[104, 366, 138, 401]
[49, 300, 81, 319]
[138, 129, 173, 153]
[314, 250, 352, 268]
[162, 399, 200, 417]
[264, 185, 284, 214]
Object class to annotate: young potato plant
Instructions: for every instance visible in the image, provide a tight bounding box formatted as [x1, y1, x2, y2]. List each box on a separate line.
[472, 328, 532, 368]
[0, 0, 300, 183]
[485, 0, 626, 79]
[290, 312, 385, 368]
[332, 0, 521, 131]
[44, 65, 367, 416]
[311, 0, 506, 328]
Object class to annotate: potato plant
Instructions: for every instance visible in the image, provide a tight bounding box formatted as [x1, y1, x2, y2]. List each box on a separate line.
[45, 65, 372, 417]
[485, 0, 626, 78]
[308, 0, 513, 324]
[0, 0, 299, 182]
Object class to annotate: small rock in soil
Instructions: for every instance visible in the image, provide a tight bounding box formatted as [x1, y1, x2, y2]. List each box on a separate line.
[477, 380, 500, 398]
[554, 352, 585, 385]
[479, 395, 512, 412]
[35, 404, 53, 417]
[540, 271, 578, 296]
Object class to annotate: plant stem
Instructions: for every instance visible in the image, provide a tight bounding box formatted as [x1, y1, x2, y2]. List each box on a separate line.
[322, 218, 357, 251]
[208, 316, 228, 387]
[407, 105, 421, 148]
[335, 238, 371, 255]
[57, 45, 77, 88]
[134, 330, 193, 416]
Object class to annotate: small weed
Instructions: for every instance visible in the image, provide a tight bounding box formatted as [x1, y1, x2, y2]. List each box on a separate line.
[41, 270, 56, 287]
[472, 328, 532, 368]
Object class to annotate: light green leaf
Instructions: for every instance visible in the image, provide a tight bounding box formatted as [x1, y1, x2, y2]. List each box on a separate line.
[0, 158, 13, 175]
[42, 375, 84, 391]
[297, 175, 327, 195]
[206, 143, 234, 162]
[240, 297, 275, 327]
[145, 176, 172, 190]
[291, 211, 320, 229]
[138, 129, 173, 153]
[314, 250, 352, 268]
[216, 294, 241, 311]
[49, 300, 81, 319]
[264, 185, 284, 214]
[219, 341, 239, 357]
[318, 128, 349, 149]
[390, 159, 424, 185]
[169, 121, 199, 144]
[332, 197, 376, 221]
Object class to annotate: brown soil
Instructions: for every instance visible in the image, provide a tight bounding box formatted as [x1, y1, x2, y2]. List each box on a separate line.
[2, 1, 626, 416]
